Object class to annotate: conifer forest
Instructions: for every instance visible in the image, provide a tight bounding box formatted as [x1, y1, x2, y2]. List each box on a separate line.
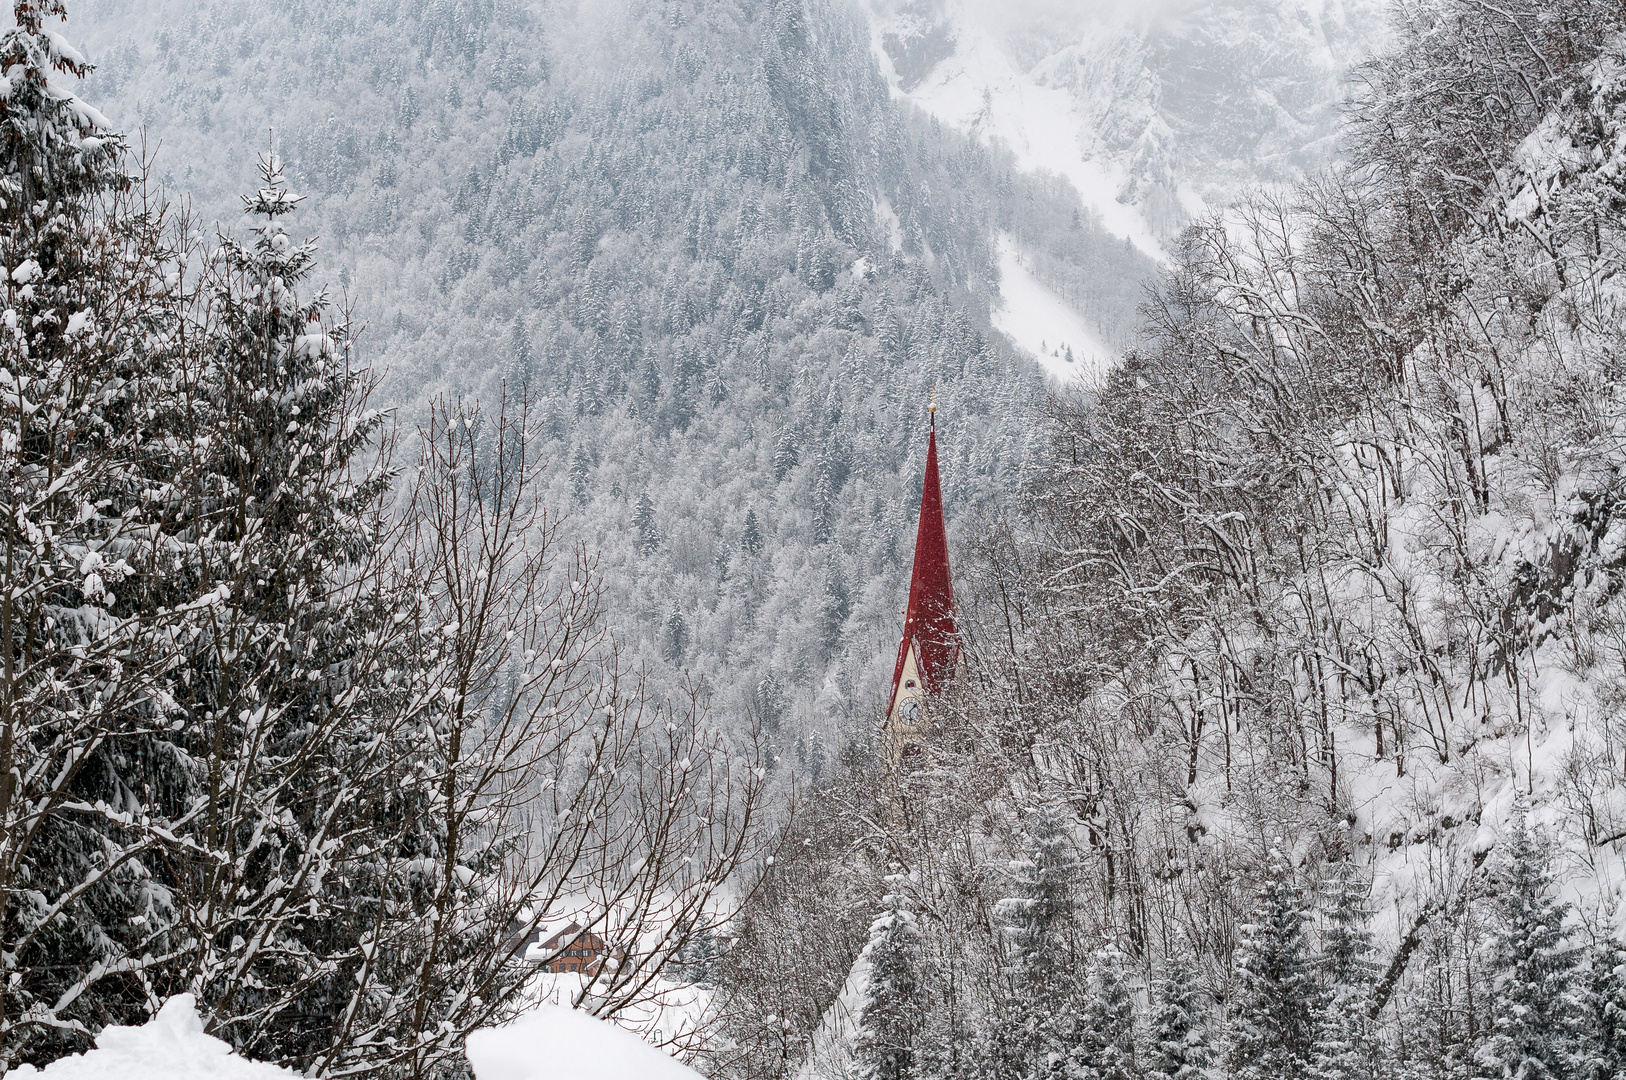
[8, 0, 1626, 1078]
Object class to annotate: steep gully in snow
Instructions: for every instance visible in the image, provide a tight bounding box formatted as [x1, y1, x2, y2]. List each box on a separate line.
[862, 0, 1386, 383]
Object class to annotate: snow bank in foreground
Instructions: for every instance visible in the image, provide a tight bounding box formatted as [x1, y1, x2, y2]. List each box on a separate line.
[528, 971, 715, 1049]
[10, 995, 293, 1080]
[466, 1005, 701, 1080]
[8, 993, 703, 1080]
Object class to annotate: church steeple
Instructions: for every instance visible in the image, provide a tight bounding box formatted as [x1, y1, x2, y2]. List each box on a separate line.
[885, 399, 958, 762]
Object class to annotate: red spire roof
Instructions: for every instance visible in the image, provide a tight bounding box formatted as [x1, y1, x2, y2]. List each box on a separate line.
[889, 426, 958, 709]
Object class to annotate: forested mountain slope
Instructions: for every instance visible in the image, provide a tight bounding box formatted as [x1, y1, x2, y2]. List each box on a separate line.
[62, 0, 1155, 756]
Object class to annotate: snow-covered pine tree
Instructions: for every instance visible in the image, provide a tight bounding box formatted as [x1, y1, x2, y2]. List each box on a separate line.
[1318, 858, 1380, 992]
[1474, 808, 1584, 1080]
[772, 431, 798, 480]
[857, 875, 923, 1080]
[1310, 858, 1385, 1080]
[816, 561, 849, 658]
[1002, 807, 1077, 995]
[666, 604, 690, 662]
[634, 490, 660, 554]
[741, 507, 765, 556]
[677, 925, 722, 986]
[1146, 957, 1212, 1079]
[1226, 850, 1324, 1080]
[0, 0, 208, 1063]
[996, 806, 1081, 1078]
[1067, 943, 1138, 1080]
[161, 149, 411, 1067]
[568, 442, 591, 504]
[1578, 937, 1626, 1080]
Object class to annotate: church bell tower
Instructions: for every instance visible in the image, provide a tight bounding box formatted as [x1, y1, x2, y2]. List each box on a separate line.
[884, 394, 959, 766]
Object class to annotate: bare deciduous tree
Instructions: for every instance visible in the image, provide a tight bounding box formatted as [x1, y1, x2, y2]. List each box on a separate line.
[316, 392, 773, 1078]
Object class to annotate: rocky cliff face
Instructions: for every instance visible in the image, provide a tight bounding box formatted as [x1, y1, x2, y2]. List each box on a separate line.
[865, 0, 1388, 251]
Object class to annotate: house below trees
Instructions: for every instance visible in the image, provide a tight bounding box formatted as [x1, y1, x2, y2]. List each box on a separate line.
[527, 922, 608, 976]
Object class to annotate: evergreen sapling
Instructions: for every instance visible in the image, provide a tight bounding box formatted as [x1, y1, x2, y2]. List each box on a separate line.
[1068, 943, 1138, 1080]
[857, 875, 923, 1080]
[1475, 808, 1584, 1080]
[1578, 936, 1626, 1080]
[996, 806, 1081, 1079]
[1146, 957, 1212, 1080]
[1226, 849, 1324, 1080]
[1310, 858, 1385, 1080]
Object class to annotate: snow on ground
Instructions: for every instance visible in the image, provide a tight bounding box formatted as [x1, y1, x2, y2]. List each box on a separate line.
[9, 996, 293, 1080]
[466, 1005, 702, 1080]
[991, 233, 1113, 388]
[9, 991, 709, 1080]
[527, 971, 716, 1050]
[790, 948, 870, 1080]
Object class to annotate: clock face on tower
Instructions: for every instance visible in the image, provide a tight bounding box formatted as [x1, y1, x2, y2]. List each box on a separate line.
[897, 695, 923, 728]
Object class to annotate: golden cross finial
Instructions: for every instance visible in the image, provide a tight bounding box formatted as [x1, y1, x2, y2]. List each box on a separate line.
[929, 383, 937, 429]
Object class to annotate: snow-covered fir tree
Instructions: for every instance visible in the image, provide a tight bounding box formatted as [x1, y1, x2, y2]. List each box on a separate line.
[568, 443, 591, 504]
[1002, 807, 1078, 995]
[0, 0, 199, 1062]
[1146, 958, 1212, 1080]
[857, 875, 923, 1080]
[1577, 937, 1626, 1080]
[741, 508, 765, 557]
[1311, 859, 1385, 1080]
[1475, 808, 1584, 1080]
[1227, 851, 1323, 1080]
[165, 147, 410, 1068]
[995, 806, 1081, 1079]
[1068, 943, 1138, 1080]
[633, 490, 659, 555]
[676, 927, 722, 987]
[666, 605, 690, 662]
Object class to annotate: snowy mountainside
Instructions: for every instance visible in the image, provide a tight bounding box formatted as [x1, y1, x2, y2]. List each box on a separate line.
[60, 0, 1156, 766]
[718, 7, 1626, 1078]
[864, 0, 1388, 254]
[996, 0, 1626, 1027]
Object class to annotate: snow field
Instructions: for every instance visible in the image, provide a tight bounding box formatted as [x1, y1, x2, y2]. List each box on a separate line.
[869, 5, 1165, 261]
[466, 1006, 702, 1080]
[526, 969, 717, 1050]
[991, 234, 1113, 387]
